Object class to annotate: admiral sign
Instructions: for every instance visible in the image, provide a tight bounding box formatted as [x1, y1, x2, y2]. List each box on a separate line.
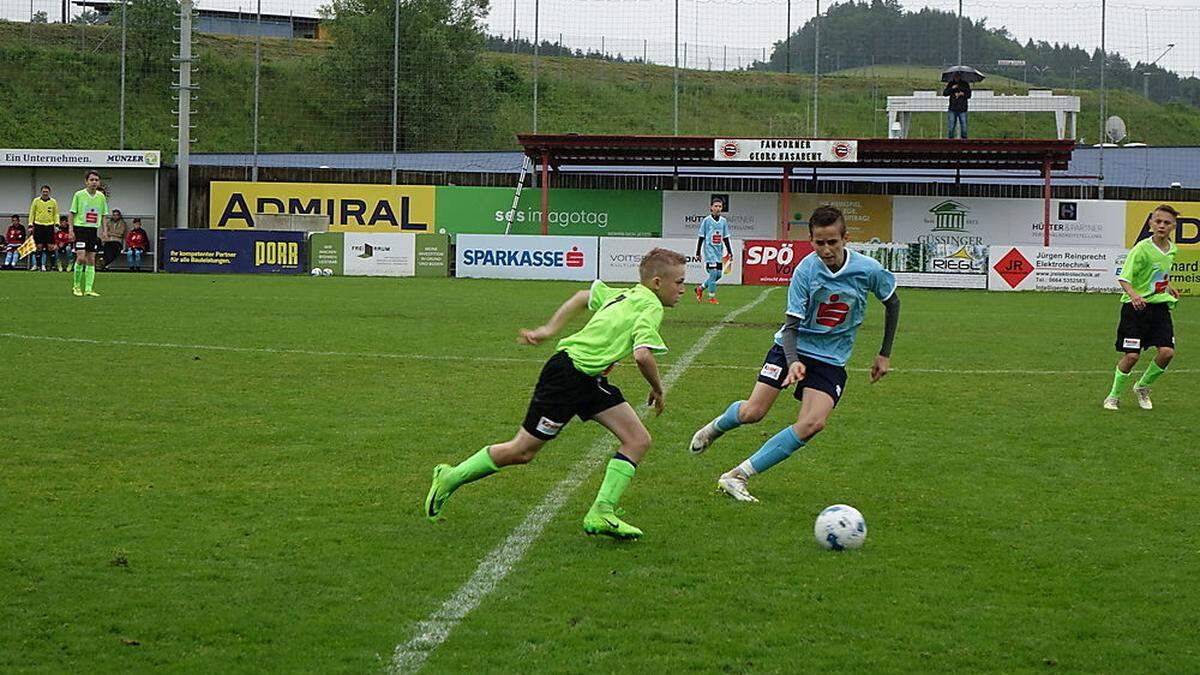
[456, 234, 598, 280]
[713, 139, 858, 163]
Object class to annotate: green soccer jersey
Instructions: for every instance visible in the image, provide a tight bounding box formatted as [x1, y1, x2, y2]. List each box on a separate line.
[557, 280, 668, 376]
[1119, 237, 1177, 308]
[71, 188, 109, 228]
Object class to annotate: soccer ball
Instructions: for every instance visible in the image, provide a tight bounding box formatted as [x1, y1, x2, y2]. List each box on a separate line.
[813, 504, 866, 550]
[321, 268, 333, 277]
[310, 268, 322, 276]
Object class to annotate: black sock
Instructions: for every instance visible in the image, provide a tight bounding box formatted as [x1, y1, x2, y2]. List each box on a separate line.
[613, 452, 638, 468]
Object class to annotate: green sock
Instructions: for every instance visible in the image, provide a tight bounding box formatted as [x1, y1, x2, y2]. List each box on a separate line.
[1137, 362, 1167, 388]
[1108, 368, 1132, 398]
[591, 458, 636, 512]
[84, 264, 96, 292]
[444, 446, 499, 491]
[72, 263, 83, 289]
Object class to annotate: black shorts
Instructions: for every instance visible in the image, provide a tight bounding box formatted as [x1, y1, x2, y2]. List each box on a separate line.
[705, 262, 723, 272]
[756, 344, 848, 406]
[73, 227, 101, 253]
[33, 224, 54, 245]
[1115, 302, 1175, 353]
[521, 351, 626, 441]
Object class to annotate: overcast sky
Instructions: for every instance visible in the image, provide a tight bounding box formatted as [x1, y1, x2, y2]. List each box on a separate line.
[10, 0, 1199, 77]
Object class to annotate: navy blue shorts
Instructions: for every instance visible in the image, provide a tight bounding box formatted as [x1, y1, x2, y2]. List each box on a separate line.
[756, 344, 847, 406]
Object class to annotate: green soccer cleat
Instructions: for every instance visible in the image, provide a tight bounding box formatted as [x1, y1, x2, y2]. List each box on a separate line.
[72, 288, 83, 297]
[583, 506, 643, 540]
[85, 291, 100, 297]
[424, 464, 453, 522]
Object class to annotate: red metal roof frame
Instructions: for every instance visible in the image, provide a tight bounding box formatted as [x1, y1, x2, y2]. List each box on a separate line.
[516, 134, 1075, 171]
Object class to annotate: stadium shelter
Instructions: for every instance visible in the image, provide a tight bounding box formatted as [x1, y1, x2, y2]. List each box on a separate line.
[0, 149, 163, 271]
[516, 135, 1076, 246]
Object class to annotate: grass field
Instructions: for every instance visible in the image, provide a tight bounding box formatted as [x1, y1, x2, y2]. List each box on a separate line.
[2, 272, 1198, 673]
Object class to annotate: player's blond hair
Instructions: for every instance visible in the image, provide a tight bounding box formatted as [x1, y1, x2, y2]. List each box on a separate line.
[639, 247, 687, 282]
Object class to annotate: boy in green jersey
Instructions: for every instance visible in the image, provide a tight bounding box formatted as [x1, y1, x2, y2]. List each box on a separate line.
[68, 170, 109, 297]
[424, 248, 687, 540]
[1105, 204, 1181, 411]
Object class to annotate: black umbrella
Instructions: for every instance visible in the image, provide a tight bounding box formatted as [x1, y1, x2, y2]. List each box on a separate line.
[941, 65, 985, 83]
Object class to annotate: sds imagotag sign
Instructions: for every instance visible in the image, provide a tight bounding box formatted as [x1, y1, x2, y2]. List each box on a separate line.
[209, 181, 434, 233]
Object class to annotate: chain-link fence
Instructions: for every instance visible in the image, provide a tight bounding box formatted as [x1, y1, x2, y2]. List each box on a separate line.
[2, 1, 1199, 169]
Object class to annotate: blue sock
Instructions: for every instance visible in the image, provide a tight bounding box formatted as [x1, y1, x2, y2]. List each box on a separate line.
[715, 400, 744, 432]
[747, 426, 805, 474]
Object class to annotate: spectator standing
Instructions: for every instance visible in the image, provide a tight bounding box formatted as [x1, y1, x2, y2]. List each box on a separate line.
[28, 185, 59, 271]
[943, 71, 971, 139]
[125, 218, 149, 272]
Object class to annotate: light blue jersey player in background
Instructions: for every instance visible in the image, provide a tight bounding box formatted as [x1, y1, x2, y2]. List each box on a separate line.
[695, 197, 733, 305]
[688, 205, 901, 503]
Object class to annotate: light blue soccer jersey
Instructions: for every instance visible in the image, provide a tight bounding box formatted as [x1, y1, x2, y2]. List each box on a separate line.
[773, 250, 897, 367]
[697, 215, 730, 263]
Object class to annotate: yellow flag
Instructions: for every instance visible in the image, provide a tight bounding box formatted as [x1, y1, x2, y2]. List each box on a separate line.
[16, 236, 36, 260]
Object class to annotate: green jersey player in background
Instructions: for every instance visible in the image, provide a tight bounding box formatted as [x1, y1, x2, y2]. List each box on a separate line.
[1104, 204, 1181, 411]
[68, 170, 109, 297]
[424, 248, 687, 540]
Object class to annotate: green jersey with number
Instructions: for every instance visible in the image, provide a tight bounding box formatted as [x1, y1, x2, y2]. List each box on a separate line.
[71, 188, 109, 229]
[1119, 237, 1177, 309]
[557, 280, 668, 376]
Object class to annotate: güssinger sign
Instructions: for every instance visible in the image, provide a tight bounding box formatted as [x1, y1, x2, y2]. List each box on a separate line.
[713, 139, 858, 163]
[455, 234, 597, 280]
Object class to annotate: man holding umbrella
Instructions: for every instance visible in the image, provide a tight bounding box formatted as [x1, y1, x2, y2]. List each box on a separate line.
[942, 66, 982, 139]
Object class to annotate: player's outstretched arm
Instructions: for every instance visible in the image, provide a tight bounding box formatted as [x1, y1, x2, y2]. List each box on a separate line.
[518, 290, 590, 345]
[633, 347, 665, 415]
[872, 292, 901, 383]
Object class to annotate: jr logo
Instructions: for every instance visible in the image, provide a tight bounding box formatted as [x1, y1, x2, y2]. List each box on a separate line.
[816, 294, 850, 327]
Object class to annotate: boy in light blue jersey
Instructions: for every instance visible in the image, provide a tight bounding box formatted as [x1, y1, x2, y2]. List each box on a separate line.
[694, 197, 733, 304]
[688, 206, 901, 503]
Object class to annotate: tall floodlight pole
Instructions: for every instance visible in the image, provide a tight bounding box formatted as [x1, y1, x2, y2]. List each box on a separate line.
[176, 0, 193, 229]
[957, 0, 963, 65]
[673, 0, 679, 135]
[252, 0, 261, 180]
[533, 0, 540, 133]
[1098, 0, 1106, 200]
[785, 0, 791, 73]
[391, 0, 399, 184]
[812, 0, 820, 136]
[119, 0, 127, 149]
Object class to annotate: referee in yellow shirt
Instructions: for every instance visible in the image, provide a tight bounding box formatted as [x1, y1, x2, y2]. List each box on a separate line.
[28, 185, 59, 272]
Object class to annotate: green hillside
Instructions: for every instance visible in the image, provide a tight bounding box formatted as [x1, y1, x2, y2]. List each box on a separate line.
[1, 20, 1197, 160]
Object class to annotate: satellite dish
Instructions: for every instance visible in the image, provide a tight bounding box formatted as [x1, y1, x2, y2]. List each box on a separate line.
[1105, 116, 1127, 144]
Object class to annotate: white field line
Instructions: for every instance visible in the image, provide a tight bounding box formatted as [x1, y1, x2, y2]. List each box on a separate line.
[0, 331, 1193, 376]
[385, 288, 778, 675]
